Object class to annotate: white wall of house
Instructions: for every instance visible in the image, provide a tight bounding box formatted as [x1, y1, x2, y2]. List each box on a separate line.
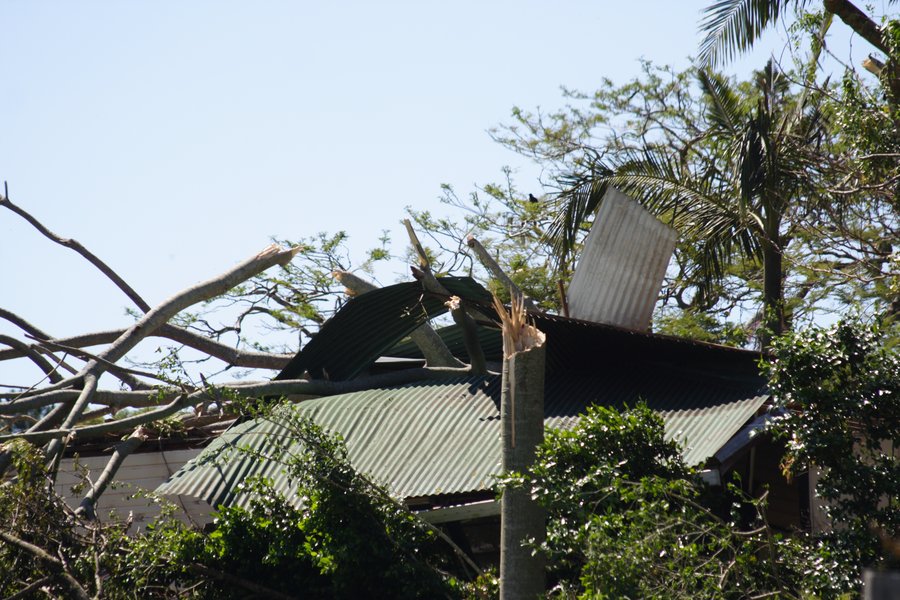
[56, 449, 211, 530]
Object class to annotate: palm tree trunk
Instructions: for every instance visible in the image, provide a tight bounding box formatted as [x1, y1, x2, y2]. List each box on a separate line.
[760, 237, 785, 349]
[497, 296, 547, 599]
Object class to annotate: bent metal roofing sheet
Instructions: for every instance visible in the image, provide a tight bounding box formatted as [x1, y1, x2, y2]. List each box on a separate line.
[157, 371, 768, 510]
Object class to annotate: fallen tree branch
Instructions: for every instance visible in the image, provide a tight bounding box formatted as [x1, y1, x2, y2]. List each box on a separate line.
[0, 334, 64, 384]
[0, 193, 152, 313]
[82, 244, 300, 369]
[0, 367, 489, 444]
[0, 307, 52, 340]
[0, 323, 293, 370]
[44, 373, 98, 466]
[40, 244, 300, 465]
[410, 265, 487, 375]
[466, 235, 538, 313]
[444, 296, 487, 375]
[334, 270, 465, 369]
[403, 220, 487, 375]
[0, 531, 91, 600]
[27, 334, 150, 391]
[77, 426, 150, 520]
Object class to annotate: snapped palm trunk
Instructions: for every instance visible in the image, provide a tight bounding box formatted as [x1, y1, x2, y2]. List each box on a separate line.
[496, 294, 547, 600]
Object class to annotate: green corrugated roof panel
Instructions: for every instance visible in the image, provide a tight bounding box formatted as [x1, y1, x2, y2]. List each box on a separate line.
[276, 277, 493, 381]
[158, 370, 768, 509]
[388, 325, 504, 363]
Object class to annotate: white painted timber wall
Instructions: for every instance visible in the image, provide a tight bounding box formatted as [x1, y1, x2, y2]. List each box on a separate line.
[566, 187, 677, 330]
[56, 449, 212, 529]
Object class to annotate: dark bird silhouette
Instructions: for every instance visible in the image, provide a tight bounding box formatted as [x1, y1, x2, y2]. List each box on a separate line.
[528, 193, 539, 203]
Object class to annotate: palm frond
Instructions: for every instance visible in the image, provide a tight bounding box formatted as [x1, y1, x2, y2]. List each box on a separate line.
[549, 156, 614, 269]
[697, 69, 744, 134]
[551, 147, 763, 286]
[698, 0, 801, 66]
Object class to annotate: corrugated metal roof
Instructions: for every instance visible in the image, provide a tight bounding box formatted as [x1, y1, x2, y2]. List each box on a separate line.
[388, 325, 504, 363]
[278, 275, 765, 383]
[566, 187, 677, 330]
[276, 276, 492, 381]
[157, 370, 767, 509]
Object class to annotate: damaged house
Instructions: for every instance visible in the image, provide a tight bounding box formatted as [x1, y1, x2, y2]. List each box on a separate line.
[150, 190, 806, 566]
[54, 190, 807, 568]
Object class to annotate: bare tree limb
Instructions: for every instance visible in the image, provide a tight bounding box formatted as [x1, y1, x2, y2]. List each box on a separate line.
[0, 335, 64, 384]
[38, 244, 299, 464]
[443, 296, 487, 375]
[0, 307, 52, 340]
[404, 219, 488, 374]
[403, 218, 431, 270]
[0, 194, 152, 313]
[44, 373, 98, 466]
[0, 531, 91, 600]
[466, 235, 539, 313]
[0, 367, 485, 445]
[81, 244, 300, 370]
[823, 0, 889, 54]
[77, 426, 150, 519]
[334, 270, 465, 368]
[0, 323, 293, 370]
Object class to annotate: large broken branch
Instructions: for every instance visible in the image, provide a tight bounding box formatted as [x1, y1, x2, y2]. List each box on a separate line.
[1, 193, 152, 313]
[403, 219, 487, 375]
[40, 244, 300, 465]
[0, 323, 293, 371]
[76, 426, 150, 520]
[0, 367, 479, 444]
[334, 270, 465, 368]
[823, 0, 889, 54]
[466, 235, 539, 313]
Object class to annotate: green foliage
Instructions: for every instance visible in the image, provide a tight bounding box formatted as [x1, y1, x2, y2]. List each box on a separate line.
[767, 319, 900, 591]
[505, 404, 818, 599]
[111, 404, 462, 599]
[0, 404, 465, 598]
[0, 440, 128, 598]
[654, 308, 749, 346]
[406, 173, 564, 312]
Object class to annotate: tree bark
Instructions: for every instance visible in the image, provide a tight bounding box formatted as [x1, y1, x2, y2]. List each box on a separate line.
[497, 294, 546, 600]
[822, 0, 888, 54]
[760, 233, 785, 350]
[466, 235, 539, 313]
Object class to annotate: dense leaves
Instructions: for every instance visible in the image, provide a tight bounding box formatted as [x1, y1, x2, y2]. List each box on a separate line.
[0, 408, 465, 599]
[502, 404, 815, 599]
[768, 319, 900, 591]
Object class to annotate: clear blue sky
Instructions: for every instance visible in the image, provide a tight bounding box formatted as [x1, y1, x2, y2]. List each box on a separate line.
[0, 1, 863, 385]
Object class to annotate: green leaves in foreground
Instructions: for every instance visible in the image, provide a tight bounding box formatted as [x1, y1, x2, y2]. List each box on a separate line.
[503, 404, 815, 599]
[768, 319, 900, 590]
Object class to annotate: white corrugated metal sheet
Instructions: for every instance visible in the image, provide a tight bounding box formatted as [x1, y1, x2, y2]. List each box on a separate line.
[566, 187, 677, 330]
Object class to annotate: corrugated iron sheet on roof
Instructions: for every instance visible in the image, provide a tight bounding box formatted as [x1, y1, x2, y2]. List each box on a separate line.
[157, 371, 767, 509]
[276, 276, 492, 381]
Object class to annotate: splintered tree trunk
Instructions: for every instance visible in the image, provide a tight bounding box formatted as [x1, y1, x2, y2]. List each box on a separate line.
[496, 294, 546, 600]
